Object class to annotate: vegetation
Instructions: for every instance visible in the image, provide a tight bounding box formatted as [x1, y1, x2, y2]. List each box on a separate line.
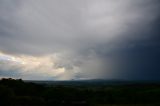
[0, 78, 160, 106]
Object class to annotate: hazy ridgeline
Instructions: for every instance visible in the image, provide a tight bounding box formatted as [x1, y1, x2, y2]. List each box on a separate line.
[0, 78, 160, 106]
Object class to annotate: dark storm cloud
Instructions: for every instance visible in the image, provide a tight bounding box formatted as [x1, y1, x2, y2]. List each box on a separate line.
[92, 14, 160, 80]
[0, 0, 160, 80]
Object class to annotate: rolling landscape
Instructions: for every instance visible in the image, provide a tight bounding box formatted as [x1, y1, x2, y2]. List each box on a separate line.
[1, 78, 160, 106]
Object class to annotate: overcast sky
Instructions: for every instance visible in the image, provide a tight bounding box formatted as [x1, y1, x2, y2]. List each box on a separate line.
[0, 0, 160, 80]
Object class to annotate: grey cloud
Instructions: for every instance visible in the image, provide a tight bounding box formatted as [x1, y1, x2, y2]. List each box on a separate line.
[0, 0, 160, 80]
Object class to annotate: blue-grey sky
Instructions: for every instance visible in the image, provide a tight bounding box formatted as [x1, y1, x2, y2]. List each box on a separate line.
[0, 0, 160, 80]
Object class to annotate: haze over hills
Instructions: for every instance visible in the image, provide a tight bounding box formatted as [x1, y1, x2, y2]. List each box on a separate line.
[24, 79, 160, 87]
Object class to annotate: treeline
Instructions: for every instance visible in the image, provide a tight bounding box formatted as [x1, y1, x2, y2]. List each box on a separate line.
[0, 78, 160, 106]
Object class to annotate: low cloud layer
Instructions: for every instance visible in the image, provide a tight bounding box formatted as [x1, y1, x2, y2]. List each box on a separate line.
[0, 51, 110, 80]
[0, 0, 160, 80]
[0, 52, 68, 80]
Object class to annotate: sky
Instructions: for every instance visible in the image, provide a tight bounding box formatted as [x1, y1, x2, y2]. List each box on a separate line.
[0, 0, 160, 80]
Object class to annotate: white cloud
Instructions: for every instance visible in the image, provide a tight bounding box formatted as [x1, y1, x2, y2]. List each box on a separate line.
[0, 52, 80, 80]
